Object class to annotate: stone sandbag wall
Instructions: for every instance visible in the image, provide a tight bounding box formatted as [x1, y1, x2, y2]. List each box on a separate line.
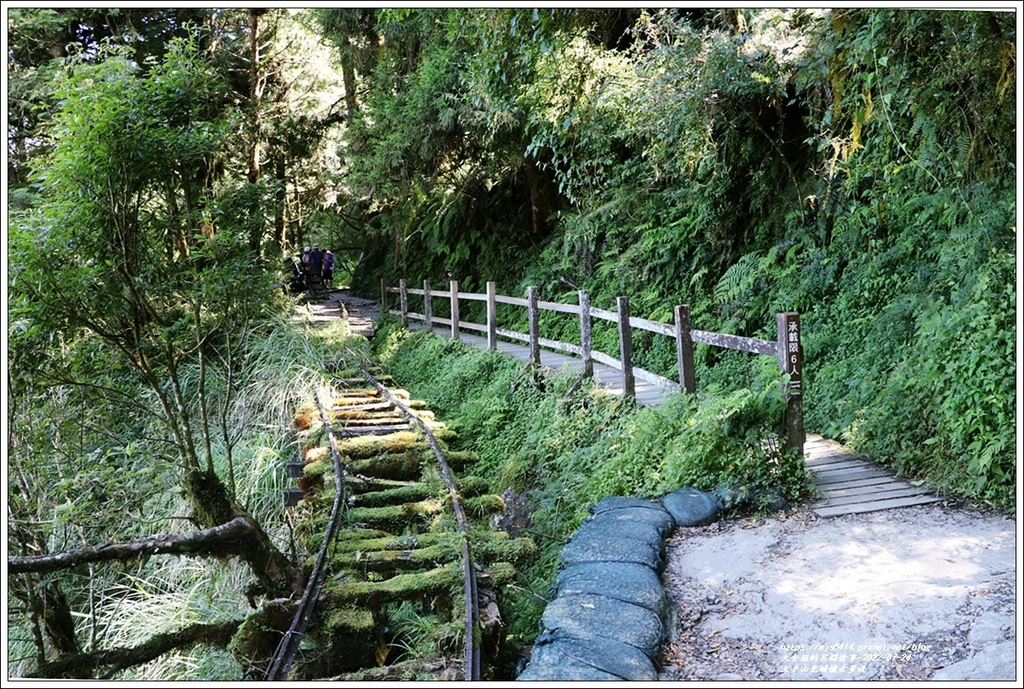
[517, 489, 730, 681]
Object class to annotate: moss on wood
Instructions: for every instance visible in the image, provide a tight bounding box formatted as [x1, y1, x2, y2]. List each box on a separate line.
[338, 432, 422, 457]
[229, 599, 296, 677]
[352, 476, 488, 508]
[463, 494, 506, 518]
[332, 531, 452, 554]
[347, 498, 445, 529]
[304, 445, 329, 463]
[333, 542, 456, 572]
[344, 476, 420, 494]
[332, 657, 462, 682]
[332, 411, 406, 423]
[324, 564, 462, 607]
[184, 469, 236, 527]
[346, 451, 425, 481]
[346, 494, 505, 529]
[303, 459, 329, 478]
[331, 533, 535, 572]
[306, 605, 386, 675]
[292, 404, 318, 431]
[473, 536, 537, 565]
[480, 562, 517, 588]
[439, 450, 477, 468]
[334, 527, 393, 542]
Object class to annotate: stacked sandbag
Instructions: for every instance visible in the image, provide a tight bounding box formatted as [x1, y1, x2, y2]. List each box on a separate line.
[660, 484, 788, 526]
[660, 486, 723, 527]
[518, 485, 789, 680]
[517, 497, 675, 681]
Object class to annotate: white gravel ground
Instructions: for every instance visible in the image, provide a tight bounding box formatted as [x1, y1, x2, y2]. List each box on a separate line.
[659, 502, 1018, 682]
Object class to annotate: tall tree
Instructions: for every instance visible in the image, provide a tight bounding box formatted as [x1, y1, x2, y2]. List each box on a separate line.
[7, 33, 303, 678]
[6, 8, 216, 191]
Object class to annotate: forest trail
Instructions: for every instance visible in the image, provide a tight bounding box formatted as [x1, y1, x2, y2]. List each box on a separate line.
[324, 288, 943, 519]
[311, 288, 1018, 682]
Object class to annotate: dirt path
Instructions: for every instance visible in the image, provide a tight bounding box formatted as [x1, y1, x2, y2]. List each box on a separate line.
[658, 502, 1017, 682]
[298, 288, 380, 337]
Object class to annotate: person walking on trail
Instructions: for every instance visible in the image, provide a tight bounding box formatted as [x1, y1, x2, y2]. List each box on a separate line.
[289, 254, 306, 293]
[310, 245, 323, 280]
[300, 246, 312, 280]
[323, 249, 335, 289]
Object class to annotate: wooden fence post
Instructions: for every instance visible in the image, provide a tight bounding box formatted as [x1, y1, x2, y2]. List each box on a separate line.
[486, 281, 497, 350]
[617, 296, 635, 399]
[776, 312, 805, 456]
[675, 304, 696, 394]
[381, 278, 388, 314]
[423, 279, 432, 332]
[527, 286, 540, 366]
[399, 279, 408, 328]
[450, 279, 460, 341]
[578, 290, 593, 378]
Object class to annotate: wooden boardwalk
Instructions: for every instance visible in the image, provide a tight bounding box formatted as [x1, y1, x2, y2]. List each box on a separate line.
[335, 294, 942, 519]
[803, 434, 943, 517]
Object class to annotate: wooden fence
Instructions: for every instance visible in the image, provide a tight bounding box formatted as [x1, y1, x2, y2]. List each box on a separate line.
[382, 279, 804, 455]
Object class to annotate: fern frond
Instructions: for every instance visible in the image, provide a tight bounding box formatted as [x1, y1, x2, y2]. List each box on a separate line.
[714, 252, 761, 307]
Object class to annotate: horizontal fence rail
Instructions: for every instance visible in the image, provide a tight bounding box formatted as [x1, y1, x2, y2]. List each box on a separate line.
[382, 278, 804, 454]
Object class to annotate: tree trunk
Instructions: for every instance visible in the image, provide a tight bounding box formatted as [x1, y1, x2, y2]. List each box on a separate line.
[10, 470, 304, 601]
[10, 514, 304, 597]
[341, 52, 358, 118]
[523, 156, 559, 237]
[36, 577, 80, 658]
[273, 155, 287, 253]
[246, 9, 269, 253]
[247, 9, 264, 187]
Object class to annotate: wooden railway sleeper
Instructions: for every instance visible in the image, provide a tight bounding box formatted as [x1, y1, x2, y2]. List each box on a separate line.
[277, 364, 532, 680]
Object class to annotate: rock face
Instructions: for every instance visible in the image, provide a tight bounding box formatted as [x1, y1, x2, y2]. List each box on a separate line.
[931, 642, 1016, 681]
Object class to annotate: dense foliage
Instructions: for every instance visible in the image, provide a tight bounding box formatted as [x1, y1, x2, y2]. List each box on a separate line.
[372, 319, 812, 669]
[312, 8, 1016, 509]
[6, 11, 352, 679]
[4, 5, 1016, 682]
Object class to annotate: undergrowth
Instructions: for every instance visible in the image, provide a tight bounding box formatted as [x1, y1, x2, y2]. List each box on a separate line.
[372, 318, 814, 668]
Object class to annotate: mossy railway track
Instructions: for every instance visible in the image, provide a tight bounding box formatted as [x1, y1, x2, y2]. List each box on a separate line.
[265, 360, 534, 681]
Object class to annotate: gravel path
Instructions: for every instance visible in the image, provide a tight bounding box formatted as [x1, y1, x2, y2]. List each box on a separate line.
[658, 502, 1017, 682]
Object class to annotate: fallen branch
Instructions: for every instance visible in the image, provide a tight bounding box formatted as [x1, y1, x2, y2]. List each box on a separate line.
[29, 619, 241, 679]
[8, 516, 257, 575]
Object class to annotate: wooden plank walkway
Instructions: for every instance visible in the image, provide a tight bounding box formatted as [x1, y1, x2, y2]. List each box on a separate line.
[803, 434, 943, 517]
[336, 296, 941, 519]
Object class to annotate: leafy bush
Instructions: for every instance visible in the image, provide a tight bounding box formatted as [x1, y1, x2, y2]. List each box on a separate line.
[854, 247, 1015, 506]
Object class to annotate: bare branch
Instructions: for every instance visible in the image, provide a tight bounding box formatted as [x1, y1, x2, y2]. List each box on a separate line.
[8, 516, 257, 575]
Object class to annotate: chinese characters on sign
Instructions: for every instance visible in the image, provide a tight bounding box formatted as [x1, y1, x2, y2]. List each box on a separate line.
[780, 313, 802, 397]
